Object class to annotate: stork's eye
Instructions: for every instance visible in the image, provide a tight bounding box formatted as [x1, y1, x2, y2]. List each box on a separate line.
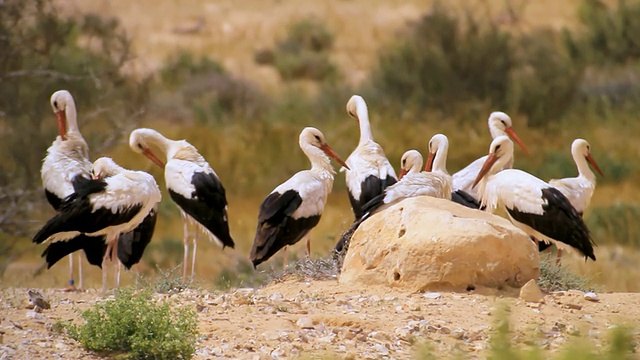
[138, 143, 144, 150]
[495, 144, 502, 151]
[314, 135, 321, 141]
[53, 101, 58, 108]
[500, 120, 506, 126]
[402, 159, 406, 166]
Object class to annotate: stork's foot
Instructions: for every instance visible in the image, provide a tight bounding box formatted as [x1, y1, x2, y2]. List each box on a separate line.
[62, 279, 77, 292]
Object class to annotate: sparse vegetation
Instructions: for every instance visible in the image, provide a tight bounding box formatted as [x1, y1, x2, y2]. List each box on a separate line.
[64, 289, 198, 360]
[537, 259, 594, 292]
[135, 265, 195, 294]
[586, 203, 640, 248]
[267, 257, 339, 283]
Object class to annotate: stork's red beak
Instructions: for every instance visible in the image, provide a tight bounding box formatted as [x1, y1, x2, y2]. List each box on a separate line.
[320, 144, 349, 170]
[586, 153, 604, 177]
[472, 153, 498, 189]
[143, 148, 165, 169]
[425, 152, 435, 172]
[55, 110, 67, 140]
[398, 168, 408, 180]
[504, 127, 528, 154]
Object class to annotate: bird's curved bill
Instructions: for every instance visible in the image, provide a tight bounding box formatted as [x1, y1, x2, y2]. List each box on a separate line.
[320, 144, 349, 170]
[425, 152, 435, 172]
[398, 168, 408, 180]
[472, 153, 498, 189]
[504, 127, 529, 154]
[586, 153, 604, 177]
[55, 111, 67, 140]
[143, 148, 165, 168]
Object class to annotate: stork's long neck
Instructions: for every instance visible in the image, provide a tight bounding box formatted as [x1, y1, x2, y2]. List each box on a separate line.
[408, 161, 422, 175]
[432, 143, 449, 175]
[356, 104, 374, 146]
[65, 100, 80, 134]
[574, 150, 596, 183]
[303, 144, 335, 176]
[488, 124, 506, 140]
[144, 131, 173, 159]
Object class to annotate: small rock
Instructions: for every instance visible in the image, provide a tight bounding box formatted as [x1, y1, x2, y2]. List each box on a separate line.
[196, 304, 206, 313]
[373, 344, 389, 356]
[584, 292, 600, 302]
[439, 326, 451, 334]
[208, 295, 225, 305]
[519, 279, 544, 303]
[344, 331, 356, 340]
[423, 292, 442, 300]
[269, 293, 283, 301]
[565, 303, 582, 310]
[296, 317, 314, 329]
[451, 329, 465, 340]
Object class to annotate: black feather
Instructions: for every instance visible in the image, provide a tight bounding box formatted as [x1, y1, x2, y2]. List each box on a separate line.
[168, 171, 234, 248]
[41, 235, 106, 268]
[451, 189, 485, 210]
[507, 187, 596, 261]
[117, 209, 157, 269]
[349, 175, 397, 219]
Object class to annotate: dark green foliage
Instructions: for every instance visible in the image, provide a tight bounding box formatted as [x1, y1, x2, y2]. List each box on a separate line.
[586, 203, 640, 247]
[157, 51, 268, 124]
[66, 289, 197, 360]
[255, 18, 337, 81]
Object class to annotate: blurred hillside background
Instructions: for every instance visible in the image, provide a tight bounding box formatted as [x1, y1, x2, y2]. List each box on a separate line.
[1, 0, 640, 291]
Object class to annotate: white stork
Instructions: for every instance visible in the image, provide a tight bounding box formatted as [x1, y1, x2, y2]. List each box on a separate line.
[538, 138, 603, 257]
[250, 127, 349, 268]
[40, 90, 94, 290]
[335, 134, 452, 255]
[343, 95, 397, 220]
[32, 157, 161, 294]
[472, 136, 596, 262]
[452, 111, 528, 201]
[129, 128, 234, 281]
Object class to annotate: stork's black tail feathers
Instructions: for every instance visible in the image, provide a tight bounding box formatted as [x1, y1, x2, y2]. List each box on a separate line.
[451, 189, 484, 210]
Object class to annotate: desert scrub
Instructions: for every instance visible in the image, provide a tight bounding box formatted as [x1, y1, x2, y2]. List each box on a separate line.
[537, 259, 594, 292]
[65, 289, 197, 360]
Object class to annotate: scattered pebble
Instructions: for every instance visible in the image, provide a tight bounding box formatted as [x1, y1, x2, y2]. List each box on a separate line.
[584, 292, 600, 302]
[296, 317, 314, 329]
[423, 292, 442, 300]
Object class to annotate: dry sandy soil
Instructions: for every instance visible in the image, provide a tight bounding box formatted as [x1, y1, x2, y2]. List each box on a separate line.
[1, 278, 639, 359]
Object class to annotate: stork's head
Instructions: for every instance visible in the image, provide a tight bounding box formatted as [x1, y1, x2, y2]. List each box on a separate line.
[300, 127, 349, 170]
[399, 150, 423, 179]
[573, 139, 604, 177]
[129, 129, 166, 169]
[488, 111, 528, 154]
[472, 135, 514, 188]
[425, 134, 448, 172]
[50, 90, 73, 140]
[92, 157, 121, 179]
[346, 95, 366, 123]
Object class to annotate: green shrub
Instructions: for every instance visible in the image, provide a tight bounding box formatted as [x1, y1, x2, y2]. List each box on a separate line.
[66, 289, 197, 360]
[255, 18, 337, 82]
[586, 203, 640, 247]
[537, 259, 594, 292]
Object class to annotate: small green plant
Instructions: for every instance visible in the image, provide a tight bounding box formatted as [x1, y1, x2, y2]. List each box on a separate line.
[136, 265, 195, 294]
[65, 289, 198, 360]
[267, 257, 339, 284]
[537, 259, 594, 292]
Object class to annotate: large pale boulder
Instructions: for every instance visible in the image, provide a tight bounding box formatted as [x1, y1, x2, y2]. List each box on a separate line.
[339, 196, 539, 292]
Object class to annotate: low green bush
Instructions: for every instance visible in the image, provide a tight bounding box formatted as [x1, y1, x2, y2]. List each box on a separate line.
[66, 289, 198, 360]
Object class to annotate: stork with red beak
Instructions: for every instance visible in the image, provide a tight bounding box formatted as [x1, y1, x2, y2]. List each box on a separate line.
[343, 95, 397, 220]
[472, 136, 596, 262]
[452, 112, 528, 202]
[129, 128, 235, 281]
[33, 157, 161, 295]
[251, 127, 349, 268]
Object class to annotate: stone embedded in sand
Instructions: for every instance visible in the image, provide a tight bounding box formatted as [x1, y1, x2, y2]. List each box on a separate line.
[520, 279, 545, 303]
[339, 197, 539, 292]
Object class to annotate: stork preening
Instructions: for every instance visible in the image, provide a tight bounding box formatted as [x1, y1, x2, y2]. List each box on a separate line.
[538, 138, 604, 256]
[129, 128, 234, 281]
[472, 136, 596, 262]
[33, 157, 161, 295]
[250, 127, 349, 268]
[335, 135, 452, 255]
[40, 90, 98, 290]
[452, 112, 528, 202]
[343, 95, 397, 220]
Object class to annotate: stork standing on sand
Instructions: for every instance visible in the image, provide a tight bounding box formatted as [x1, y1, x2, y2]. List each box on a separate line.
[40, 90, 101, 290]
[452, 112, 528, 202]
[250, 127, 349, 268]
[129, 128, 235, 281]
[472, 136, 596, 262]
[334, 134, 453, 255]
[33, 157, 161, 294]
[343, 95, 397, 220]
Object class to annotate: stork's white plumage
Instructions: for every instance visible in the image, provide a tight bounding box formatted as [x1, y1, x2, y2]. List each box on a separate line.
[452, 112, 528, 199]
[40, 90, 94, 290]
[33, 157, 161, 294]
[549, 139, 603, 215]
[250, 127, 349, 268]
[333, 135, 452, 256]
[343, 95, 397, 220]
[129, 128, 234, 280]
[472, 136, 596, 261]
